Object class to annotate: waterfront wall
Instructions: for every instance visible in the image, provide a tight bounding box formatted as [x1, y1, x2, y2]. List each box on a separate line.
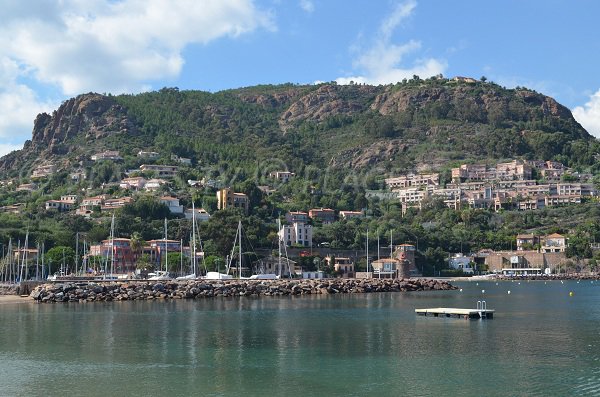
[30, 278, 456, 303]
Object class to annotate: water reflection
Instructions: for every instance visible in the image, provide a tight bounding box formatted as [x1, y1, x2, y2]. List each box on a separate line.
[0, 281, 599, 396]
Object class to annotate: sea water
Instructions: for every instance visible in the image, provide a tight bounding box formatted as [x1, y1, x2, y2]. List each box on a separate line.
[0, 280, 598, 396]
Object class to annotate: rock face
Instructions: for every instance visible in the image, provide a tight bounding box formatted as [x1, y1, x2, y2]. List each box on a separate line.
[0, 93, 137, 172]
[0, 80, 591, 175]
[279, 84, 378, 131]
[329, 139, 413, 169]
[29, 93, 137, 151]
[30, 278, 457, 303]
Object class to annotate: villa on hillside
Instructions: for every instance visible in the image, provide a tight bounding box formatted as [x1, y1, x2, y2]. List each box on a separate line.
[159, 196, 184, 214]
[269, 171, 295, 183]
[91, 150, 122, 161]
[31, 164, 57, 179]
[184, 207, 211, 222]
[137, 150, 160, 159]
[139, 164, 179, 178]
[16, 183, 38, 192]
[216, 188, 249, 215]
[144, 178, 168, 192]
[308, 208, 335, 224]
[120, 177, 147, 191]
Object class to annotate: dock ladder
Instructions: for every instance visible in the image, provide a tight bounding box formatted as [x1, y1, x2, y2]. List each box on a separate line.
[477, 300, 488, 319]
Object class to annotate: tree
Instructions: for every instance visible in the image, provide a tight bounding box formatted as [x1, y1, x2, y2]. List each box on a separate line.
[44, 246, 76, 274]
[121, 196, 171, 221]
[130, 232, 145, 263]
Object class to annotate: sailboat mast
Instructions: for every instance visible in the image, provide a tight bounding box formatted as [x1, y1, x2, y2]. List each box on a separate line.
[277, 218, 282, 278]
[238, 220, 242, 279]
[82, 239, 87, 275]
[36, 242, 40, 281]
[23, 232, 29, 281]
[180, 238, 183, 276]
[366, 229, 369, 278]
[110, 214, 115, 277]
[164, 218, 168, 274]
[75, 232, 79, 276]
[41, 242, 44, 279]
[192, 202, 197, 276]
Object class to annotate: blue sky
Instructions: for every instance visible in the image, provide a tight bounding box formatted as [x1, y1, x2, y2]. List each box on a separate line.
[1, 0, 600, 156]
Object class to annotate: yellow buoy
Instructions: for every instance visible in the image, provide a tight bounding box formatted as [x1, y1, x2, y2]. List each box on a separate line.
[569, 292, 574, 297]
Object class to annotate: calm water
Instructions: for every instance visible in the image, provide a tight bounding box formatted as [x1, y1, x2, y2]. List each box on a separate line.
[1, 280, 599, 397]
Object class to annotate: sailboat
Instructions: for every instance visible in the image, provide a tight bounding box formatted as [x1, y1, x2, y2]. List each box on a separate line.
[148, 218, 172, 281]
[249, 218, 284, 280]
[204, 220, 242, 280]
[177, 203, 199, 280]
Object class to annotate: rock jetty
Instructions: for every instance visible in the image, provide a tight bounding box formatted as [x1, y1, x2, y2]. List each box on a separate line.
[30, 278, 456, 303]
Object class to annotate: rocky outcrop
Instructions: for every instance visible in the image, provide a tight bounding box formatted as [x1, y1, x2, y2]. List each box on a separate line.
[236, 87, 306, 108]
[329, 139, 414, 169]
[279, 84, 378, 131]
[0, 93, 138, 173]
[30, 278, 456, 303]
[28, 93, 136, 150]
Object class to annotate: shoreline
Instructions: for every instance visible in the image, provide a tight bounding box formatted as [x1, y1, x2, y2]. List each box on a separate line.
[0, 295, 34, 305]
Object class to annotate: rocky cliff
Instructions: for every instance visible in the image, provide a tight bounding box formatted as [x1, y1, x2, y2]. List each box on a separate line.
[0, 78, 593, 176]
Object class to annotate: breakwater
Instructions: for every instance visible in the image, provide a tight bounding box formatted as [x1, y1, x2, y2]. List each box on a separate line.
[30, 278, 456, 303]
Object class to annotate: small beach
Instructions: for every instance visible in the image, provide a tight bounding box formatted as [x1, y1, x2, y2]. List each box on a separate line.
[0, 295, 32, 305]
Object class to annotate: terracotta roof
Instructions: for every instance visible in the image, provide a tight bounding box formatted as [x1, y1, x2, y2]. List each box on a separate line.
[516, 234, 534, 239]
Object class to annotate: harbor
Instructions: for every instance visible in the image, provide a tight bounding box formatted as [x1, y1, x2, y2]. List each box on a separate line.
[0, 280, 597, 396]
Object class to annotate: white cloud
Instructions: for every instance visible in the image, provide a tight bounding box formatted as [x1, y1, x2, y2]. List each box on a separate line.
[336, 0, 446, 85]
[0, 57, 57, 142]
[299, 0, 315, 13]
[572, 89, 600, 138]
[0, 0, 273, 150]
[0, 0, 274, 95]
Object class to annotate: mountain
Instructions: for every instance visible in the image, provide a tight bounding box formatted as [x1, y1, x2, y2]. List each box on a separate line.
[0, 76, 596, 179]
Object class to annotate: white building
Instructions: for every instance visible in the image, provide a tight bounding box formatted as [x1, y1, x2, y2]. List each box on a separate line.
[144, 178, 168, 192]
[184, 207, 211, 222]
[269, 171, 295, 183]
[137, 150, 160, 159]
[448, 254, 474, 274]
[120, 177, 147, 191]
[159, 196, 184, 214]
[339, 210, 364, 220]
[278, 222, 312, 247]
[91, 150, 122, 161]
[171, 154, 192, 166]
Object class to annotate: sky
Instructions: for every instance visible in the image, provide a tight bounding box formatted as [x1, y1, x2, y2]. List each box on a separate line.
[1, 0, 600, 157]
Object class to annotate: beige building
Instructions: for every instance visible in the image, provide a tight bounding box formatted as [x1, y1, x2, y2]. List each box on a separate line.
[385, 173, 439, 189]
[217, 188, 249, 214]
[370, 258, 401, 279]
[31, 164, 57, 179]
[339, 210, 364, 220]
[325, 256, 355, 278]
[541, 233, 567, 253]
[91, 150, 122, 161]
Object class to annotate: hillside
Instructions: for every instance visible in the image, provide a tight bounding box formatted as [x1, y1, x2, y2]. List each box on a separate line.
[0, 76, 596, 179]
[0, 76, 599, 277]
